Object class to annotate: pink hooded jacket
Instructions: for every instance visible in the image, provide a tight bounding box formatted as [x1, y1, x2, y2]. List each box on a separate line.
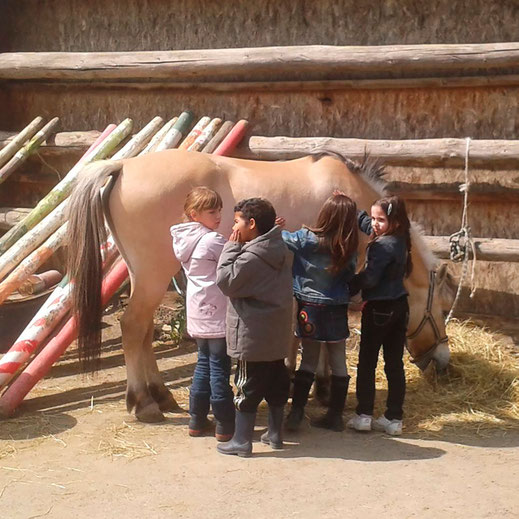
[170, 222, 227, 339]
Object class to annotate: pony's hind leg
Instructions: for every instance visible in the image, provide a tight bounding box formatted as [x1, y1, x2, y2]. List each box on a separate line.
[121, 293, 166, 423]
[142, 319, 183, 413]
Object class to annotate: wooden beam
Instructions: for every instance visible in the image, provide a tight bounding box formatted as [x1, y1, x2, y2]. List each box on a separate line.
[423, 236, 519, 263]
[237, 136, 519, 168]
[1, 44, 519, 83]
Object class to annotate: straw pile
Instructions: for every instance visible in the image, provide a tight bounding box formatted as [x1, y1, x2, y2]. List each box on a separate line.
[343, 319, 519, 435]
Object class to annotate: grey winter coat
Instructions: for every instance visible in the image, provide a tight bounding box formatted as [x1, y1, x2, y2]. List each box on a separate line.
[216, 225, 293, 361]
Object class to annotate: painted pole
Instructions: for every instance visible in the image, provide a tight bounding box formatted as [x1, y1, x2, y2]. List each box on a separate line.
[0, 238, 118, 391]
[0, 200, 68, 280]
[213, 120, 249, 156]
[0, 119, 132, 255]
[0, 259, 129, 417]
[139, 117, 177, 155]
[111, 116, 163, 160]
[178, 116, 210, 150]
[202, 120, 234, 154]
[154, 111, 194, 152]
[0, 117, 45, 168]
[187, 118, 222, 152]
[0, 222, 68, 304]
[0, 118, 60, 186]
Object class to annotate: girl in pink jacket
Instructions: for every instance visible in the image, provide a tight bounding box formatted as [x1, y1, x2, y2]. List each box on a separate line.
[171, 187, 235, 441]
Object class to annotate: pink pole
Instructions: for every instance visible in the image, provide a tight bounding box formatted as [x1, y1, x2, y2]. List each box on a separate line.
[212, 120, 249, 156]
[81, 124, 117, 163]
[0, 259, 128, 417]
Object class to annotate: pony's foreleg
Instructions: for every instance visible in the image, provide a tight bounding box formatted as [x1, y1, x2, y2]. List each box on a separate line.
[142, 319, 183, 413]
[120, 300, 165, 423]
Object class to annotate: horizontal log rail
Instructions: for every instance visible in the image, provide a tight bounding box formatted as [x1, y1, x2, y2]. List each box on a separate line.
[2, 132, 519, 169]
[1, 44, 519, 84]
[238, 136, 519, 168]
[423, 236, 519, 263]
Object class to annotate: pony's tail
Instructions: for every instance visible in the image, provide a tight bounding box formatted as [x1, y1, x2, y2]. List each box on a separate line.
[66, 160, 123, 371]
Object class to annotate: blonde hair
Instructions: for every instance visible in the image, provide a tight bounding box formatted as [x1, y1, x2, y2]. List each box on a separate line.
[184, 186, 223, 221]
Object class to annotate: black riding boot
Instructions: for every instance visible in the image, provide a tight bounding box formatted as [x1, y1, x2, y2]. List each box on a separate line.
[260, 406, 285, 449]
[311, 375, 350, 432]
[216, 411, 256, 457]
[286, 370, 314, 431]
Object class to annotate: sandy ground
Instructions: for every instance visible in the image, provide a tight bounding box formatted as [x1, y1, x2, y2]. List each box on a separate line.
[1, 301, 518, 519]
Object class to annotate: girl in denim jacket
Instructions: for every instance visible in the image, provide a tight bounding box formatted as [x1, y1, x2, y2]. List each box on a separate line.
[280, 193, 358, 432]
[348, 195, 412, 436]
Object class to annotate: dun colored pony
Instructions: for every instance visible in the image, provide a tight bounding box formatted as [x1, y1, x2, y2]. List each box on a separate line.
[67, 149, 453, 423]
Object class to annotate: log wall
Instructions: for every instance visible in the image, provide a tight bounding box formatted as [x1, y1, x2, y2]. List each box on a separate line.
[2, 83, 519, 138]
[1, 0, 518, 52]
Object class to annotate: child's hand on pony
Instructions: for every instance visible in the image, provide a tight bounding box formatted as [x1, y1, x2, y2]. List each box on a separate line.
[275, 216, 286, 228]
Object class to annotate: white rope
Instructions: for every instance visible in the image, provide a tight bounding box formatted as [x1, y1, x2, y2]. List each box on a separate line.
[445, 137, 477, 325]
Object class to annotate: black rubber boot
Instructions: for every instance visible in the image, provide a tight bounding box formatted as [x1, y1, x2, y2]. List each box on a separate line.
[311, 375, 350, 432]
[286, 370, 314, 431]
[217, 411, 256, 457]
[260, 406, 285, 449]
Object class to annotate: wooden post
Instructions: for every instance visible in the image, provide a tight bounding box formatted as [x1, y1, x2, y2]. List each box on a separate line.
[202, 121, 234, 154]
[112, 116, 164, 159]
[0, 117, 45, 168]
[187, 118, 222, 152]
[139, 117, 178, 155]
[155, 111, 194, 151]
[178, 116, 211, 150]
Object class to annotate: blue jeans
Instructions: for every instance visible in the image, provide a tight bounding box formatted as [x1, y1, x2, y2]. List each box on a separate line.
[190, 338, 235, 426]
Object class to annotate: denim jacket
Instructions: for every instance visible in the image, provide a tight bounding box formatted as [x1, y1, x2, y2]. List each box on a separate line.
[282, 228, 357, 305]
[350, 211, 408, 301]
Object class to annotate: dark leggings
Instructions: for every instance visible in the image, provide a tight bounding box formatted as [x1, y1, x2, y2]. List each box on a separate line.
[356, 296, 408, 421]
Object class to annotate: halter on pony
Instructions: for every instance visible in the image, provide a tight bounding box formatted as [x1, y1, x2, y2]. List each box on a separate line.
[406, 269, 449, 369]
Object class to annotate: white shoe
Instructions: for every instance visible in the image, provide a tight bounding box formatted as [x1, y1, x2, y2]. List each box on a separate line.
[347, 414, 372, 432]
[372, 415, 403, 436]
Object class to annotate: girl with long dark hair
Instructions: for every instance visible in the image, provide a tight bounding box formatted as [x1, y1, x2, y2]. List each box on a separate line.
[348, 195, 412, 436]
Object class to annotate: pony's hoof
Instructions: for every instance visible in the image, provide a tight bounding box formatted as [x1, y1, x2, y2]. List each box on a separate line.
[148, 384, 184, 413]
[136, 402, 166, 423]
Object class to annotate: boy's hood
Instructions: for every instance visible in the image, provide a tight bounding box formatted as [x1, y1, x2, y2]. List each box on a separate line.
[170, 222, 210, 262]
[243, 225, 287, 270]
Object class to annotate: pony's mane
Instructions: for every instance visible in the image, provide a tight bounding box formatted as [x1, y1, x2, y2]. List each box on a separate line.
[309, 148, 437, 271]
[309, 149, 386, 194]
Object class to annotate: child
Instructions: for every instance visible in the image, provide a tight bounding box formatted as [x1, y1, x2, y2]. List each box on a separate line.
[216, 198, 293, 457]
[348, 195, 412, 436]
[281, 193, 359, 432]
[170, 187, 235, 441]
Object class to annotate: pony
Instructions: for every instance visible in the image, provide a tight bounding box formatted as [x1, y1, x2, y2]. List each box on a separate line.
[67, 149, 453, 423]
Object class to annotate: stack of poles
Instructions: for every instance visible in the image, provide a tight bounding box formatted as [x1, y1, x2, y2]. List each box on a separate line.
[0, 114, 249, 416]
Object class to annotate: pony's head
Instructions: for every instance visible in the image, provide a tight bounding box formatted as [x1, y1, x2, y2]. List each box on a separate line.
[406, 262, 456, 373]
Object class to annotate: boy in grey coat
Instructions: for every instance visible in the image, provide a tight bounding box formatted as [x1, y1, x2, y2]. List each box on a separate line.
[216, 198, 293, 457]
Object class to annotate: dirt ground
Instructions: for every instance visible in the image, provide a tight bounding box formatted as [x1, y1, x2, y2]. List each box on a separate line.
[0, 298, 518, 519]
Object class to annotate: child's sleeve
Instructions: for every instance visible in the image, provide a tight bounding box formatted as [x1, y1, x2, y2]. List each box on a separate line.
[207, 233, 227, 261]
[349, 240, 391, 295]
[216, 242, 260, 298]
[357, 210, 372, 236]
[281, 229, 304, 253]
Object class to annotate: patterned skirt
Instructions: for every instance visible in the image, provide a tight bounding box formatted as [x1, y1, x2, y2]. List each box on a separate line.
[295, 299, 349, 342]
